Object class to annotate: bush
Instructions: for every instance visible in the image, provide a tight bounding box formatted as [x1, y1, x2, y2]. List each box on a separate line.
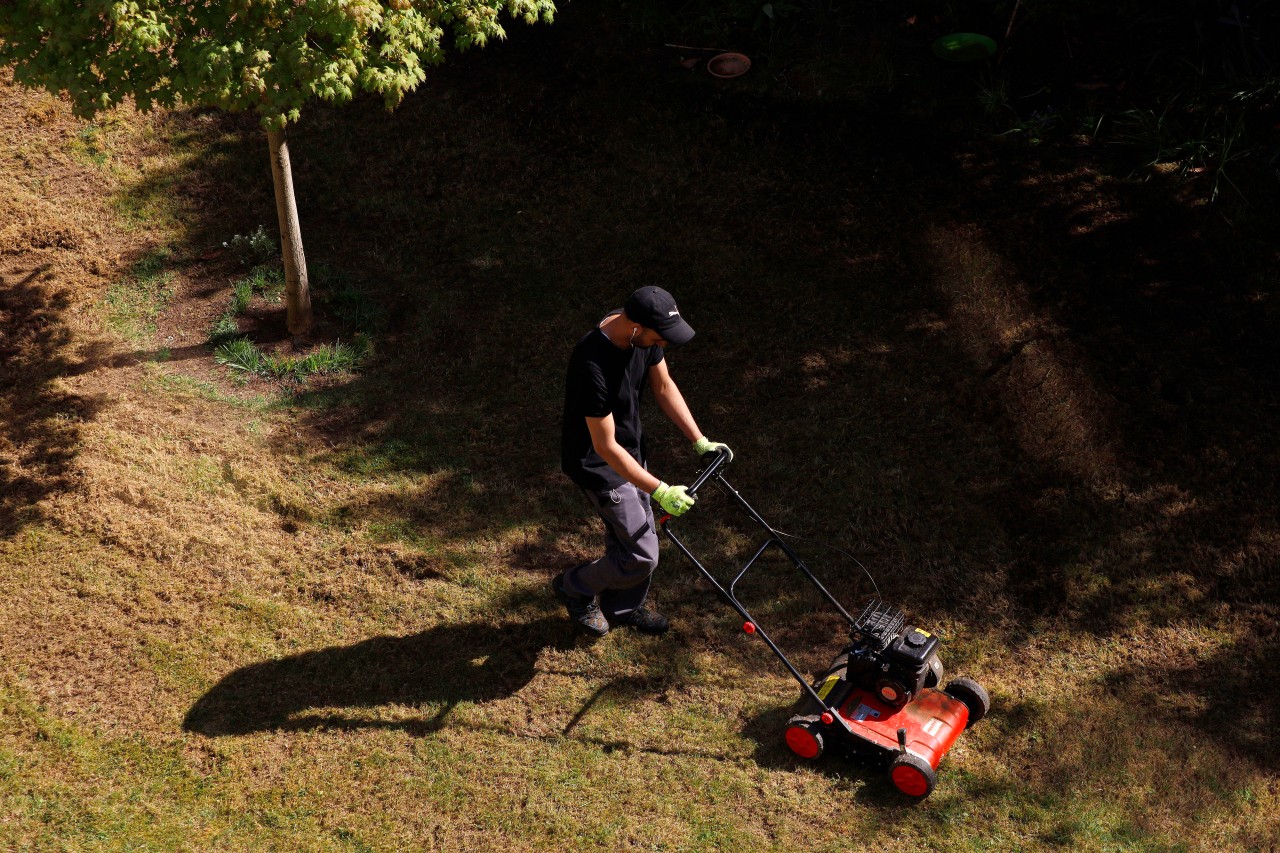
[222, 225, 276, 266]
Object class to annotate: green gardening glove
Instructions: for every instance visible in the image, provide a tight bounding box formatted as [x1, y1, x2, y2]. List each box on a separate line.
[652, 482, 696, 517]
[693, 435, 734, 462]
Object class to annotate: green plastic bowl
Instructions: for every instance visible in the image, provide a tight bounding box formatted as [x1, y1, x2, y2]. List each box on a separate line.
[932, 33, 997, 62]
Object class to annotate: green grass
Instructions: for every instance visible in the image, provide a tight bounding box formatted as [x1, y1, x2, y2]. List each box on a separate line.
[212, 336, 266, 374]
[229, 263, 284, 313]
[206, 310, 241, 345]
[103, 247, 176, 342]
[214, 335, 370, 380]
[145, 366, 274, 410]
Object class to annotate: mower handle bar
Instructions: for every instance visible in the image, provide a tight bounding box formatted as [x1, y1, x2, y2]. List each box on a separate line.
[687, 447, 731, 496]
[660, 448, 861, 735]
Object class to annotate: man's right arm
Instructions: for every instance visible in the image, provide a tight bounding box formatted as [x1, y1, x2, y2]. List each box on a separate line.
[585, 414, 662, 494]
[587, 414, 697, 517]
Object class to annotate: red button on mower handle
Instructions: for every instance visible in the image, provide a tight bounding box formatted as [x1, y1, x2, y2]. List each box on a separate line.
[743, 622, 756, 634]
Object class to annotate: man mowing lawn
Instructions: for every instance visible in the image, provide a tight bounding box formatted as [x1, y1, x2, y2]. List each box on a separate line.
[555, 286, 732, 638]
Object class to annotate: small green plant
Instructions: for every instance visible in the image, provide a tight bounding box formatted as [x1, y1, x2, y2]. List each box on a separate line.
[976, 74, 1011, 119]
[213, 336, 370, 381]
[230, 278, 255, 314]
[229, 264, 284, 314]
[213, 337, 266, 374]
[302, 337, 371, 374]
[222, 226, 277, 266]
[249, 264, 284, 299]
[207, 312, 241, 345]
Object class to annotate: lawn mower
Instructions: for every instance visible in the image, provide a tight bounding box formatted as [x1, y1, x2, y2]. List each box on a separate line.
[658, 449, 990, 800]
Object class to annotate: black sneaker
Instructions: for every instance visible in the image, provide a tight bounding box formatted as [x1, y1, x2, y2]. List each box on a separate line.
[552, 573, 609, 638]
[608, 606, 670, 636]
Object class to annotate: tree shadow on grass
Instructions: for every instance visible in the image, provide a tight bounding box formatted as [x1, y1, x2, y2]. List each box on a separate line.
[0, 265, 107, 538]
[184, 615, 569, 737]
[1106, 628, 1280, 771]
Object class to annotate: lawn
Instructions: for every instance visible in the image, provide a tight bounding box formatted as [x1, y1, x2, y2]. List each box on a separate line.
[1, 3, 1277, 850]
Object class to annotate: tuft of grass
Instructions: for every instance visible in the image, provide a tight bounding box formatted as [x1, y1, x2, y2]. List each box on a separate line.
[229, 279, 255, 315]
[207, 311, 241, 345]
[212, 337, 266, 374]
[103, 247, 175, 342]
[1109, 103, 1250, 201]
[229, 264, 283, 314]
[69, 122, 111, 167]
[214, 335, 370, 380]
[975, 73, 1010, 119]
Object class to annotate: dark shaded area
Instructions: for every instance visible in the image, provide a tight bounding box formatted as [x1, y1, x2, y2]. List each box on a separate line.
[184, 616, 568, 736]
[0, 265, 106, 537]
[1112, 619, 1280, 768]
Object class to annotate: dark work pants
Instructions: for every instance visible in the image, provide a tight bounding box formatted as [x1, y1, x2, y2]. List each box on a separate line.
[563, 482, 660, 618]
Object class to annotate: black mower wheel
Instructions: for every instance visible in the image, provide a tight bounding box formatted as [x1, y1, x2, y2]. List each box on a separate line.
[944, 677, 991, 727]
[889, 752, 936, 799]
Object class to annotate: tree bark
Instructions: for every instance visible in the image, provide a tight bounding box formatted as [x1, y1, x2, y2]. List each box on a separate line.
[266, 126, 313, 336]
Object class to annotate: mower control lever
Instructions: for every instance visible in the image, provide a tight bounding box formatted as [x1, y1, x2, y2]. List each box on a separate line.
[687, 448, 731, 497]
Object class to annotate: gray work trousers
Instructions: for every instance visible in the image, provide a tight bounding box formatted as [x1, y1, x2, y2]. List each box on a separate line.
[564, 482, 659, 618]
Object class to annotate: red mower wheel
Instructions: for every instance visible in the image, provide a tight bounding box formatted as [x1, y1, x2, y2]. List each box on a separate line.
[784, 722, 824, 760]
[944, 677, 991, 728]
[889, 752, 936, 799]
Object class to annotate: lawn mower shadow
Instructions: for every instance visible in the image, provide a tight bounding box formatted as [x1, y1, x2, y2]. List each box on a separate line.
[183, 616, 568, 737]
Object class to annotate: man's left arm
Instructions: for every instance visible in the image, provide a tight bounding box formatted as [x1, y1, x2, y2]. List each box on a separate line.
[649, 359, 733, 460]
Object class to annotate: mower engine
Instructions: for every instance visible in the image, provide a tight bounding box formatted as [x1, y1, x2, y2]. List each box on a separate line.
[844, 599, 944, 708]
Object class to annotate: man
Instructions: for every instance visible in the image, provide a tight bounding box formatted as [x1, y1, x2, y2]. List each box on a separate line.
[555, 285, 732, 638]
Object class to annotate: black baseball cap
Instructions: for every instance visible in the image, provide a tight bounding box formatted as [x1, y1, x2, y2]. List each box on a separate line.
[624, 286, 695, 345]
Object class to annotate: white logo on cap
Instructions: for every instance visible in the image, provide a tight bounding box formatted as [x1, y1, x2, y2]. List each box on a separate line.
[669, 310, 679, 316]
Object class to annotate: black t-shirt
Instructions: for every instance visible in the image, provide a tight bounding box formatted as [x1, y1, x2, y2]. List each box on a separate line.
[561, 316, 666, 490]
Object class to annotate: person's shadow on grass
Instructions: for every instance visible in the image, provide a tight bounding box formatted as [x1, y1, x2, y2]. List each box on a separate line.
[183, 616, 566, 737]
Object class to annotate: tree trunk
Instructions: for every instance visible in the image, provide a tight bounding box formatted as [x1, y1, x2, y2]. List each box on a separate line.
[266, 126, 313, 336]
